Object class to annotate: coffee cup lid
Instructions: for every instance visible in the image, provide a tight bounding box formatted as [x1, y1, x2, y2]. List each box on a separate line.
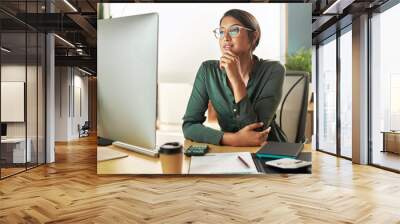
[159, 142, 182, 154]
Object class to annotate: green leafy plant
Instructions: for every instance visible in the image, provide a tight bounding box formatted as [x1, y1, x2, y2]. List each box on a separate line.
[285, 48, 312, 74]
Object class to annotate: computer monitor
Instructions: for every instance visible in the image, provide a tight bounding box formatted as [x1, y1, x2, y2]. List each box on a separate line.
[1, 123, 7, 137]
[97, 13, 158, 155]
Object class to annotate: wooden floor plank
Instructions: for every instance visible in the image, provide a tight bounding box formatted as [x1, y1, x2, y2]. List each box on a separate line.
[0, 135, 399, 223]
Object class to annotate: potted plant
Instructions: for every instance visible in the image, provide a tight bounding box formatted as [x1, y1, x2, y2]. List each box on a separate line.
[285, 48, 312, 75]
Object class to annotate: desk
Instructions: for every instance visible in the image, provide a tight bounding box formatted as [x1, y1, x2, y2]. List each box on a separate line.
[97, 140, 312, 174]
[381, 131, 400, 154]
[1, 138, 32, 164]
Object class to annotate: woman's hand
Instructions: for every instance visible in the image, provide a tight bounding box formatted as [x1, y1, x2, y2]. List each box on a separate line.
[220, 50, 247, 102]
[236, 122, 270, 146]
[222, 122, 270, 147]
[219, 50, 242, 83]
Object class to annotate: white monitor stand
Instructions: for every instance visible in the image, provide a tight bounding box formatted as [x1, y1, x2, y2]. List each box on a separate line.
[112, 141, 159, 158]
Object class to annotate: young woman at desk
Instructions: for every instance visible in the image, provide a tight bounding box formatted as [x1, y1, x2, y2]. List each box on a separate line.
[182, 9, 286, 147]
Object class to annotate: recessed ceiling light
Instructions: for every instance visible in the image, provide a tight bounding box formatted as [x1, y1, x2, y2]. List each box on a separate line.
[78, 67, 93, 76]
[63, 0, 78, 12]
[1, 47, 11, 53]
[322, 0, 353, 15]
[54, 34, 75, 48]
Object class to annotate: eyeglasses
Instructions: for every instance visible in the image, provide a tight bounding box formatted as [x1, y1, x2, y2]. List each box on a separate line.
[213, 25, 254, 39]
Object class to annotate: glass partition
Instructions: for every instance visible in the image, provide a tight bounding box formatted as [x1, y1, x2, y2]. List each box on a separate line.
[0, 1, 46, 179]
[1, 31, 28, 177]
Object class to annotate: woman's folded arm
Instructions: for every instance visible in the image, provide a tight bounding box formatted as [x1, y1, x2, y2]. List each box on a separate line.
[182, 63, 224, 145]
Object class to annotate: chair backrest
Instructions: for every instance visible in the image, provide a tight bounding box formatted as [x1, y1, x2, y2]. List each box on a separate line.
[275, 71, 309, 143]
[83, 121, 90, 129]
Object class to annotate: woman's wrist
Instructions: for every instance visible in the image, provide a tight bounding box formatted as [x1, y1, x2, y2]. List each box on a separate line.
[231, 81, 246, 103]
[225, 73, 245, 101]
[221, 132, 238, 146]
[226, 71, 243, 85]
[231, 77, 245, 89]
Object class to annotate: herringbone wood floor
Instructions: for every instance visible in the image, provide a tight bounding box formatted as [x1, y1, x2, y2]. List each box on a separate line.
[1, 136, 400, 224]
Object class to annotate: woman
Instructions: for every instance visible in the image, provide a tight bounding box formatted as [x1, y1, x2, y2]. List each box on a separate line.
[182, 9, 286, 147]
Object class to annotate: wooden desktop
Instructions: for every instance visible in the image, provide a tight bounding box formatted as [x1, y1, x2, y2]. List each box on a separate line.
[97, 140, 311, 174]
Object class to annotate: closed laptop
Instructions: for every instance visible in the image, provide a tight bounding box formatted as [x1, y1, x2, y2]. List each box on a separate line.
[256, 141, 304, 159]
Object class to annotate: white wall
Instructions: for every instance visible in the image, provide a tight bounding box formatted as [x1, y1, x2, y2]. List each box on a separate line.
[1, 66, 27, 140]
[55, 67, 89, 141]
[72, 73, 89, 138]
[1, 64, 46, 163]
[1, 65, 37, 137]
[109, 3, 285, 84]
[1, 64, 25, 137]
[55, 67, 68, 141]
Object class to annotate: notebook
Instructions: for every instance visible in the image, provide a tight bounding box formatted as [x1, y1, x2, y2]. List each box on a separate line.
[189, 152, 259, 174]
[256, 141, 304, 159]
[97, 147, 128, 161]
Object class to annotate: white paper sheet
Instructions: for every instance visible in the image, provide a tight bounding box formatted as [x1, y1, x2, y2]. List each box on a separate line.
[189, 152, 259, 174]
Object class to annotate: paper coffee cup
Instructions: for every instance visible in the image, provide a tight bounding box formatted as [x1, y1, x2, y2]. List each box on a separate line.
[159, 142, 183, 174]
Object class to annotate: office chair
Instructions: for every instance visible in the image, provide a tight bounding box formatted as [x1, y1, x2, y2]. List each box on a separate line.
[275, 71, 310, 143]
[79, 121, 90, 138]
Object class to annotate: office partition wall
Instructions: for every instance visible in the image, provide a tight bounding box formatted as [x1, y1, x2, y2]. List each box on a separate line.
[0, 30, 28, 177]
[0, 1, 47, 179]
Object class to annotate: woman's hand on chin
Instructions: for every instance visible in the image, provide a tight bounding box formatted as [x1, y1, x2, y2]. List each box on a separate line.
[219, 50, 247, 102]
[222, 122, 270, 147]
[219, 50, 242, 83]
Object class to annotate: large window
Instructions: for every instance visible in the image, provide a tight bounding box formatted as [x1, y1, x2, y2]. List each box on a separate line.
[339, 27, 352, 158]
[370, 3, 400, 171]
[315, 1, 400, 170]
[316, 26, 353, 159]
[317, 36, 337, 154]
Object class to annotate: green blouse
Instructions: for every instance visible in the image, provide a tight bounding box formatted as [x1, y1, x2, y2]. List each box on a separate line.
[182, 55, 285, 145]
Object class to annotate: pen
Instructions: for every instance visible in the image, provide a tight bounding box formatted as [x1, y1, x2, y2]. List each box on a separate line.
[238, 155, 250, 168]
